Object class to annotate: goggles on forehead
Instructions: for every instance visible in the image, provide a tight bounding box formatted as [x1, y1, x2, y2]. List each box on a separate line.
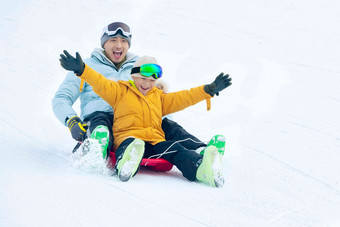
[131, 64, 163, 79]
[102, 22, 132, 38]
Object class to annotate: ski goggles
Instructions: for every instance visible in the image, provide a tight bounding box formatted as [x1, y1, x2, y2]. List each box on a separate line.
[102, 22, 132, 38]
[131, 64, 163, 79]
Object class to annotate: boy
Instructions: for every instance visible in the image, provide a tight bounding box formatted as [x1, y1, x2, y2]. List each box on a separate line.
[59, 51, 232, 187]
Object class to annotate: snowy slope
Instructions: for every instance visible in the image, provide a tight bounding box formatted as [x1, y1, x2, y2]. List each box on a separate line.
[1, 0, 340, 226]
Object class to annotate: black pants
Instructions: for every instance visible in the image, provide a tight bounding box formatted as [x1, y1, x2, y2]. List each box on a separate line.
[84, 112, 206, 164]
[162, 117, 206, 150]
[116, 138, 203, 181]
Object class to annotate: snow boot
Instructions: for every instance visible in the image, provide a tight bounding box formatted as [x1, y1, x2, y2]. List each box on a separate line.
[90, 125, 110, 159]
[200, 135, 226, 156]
[196, 145, 224, 188]
[115, 138, 145, 182]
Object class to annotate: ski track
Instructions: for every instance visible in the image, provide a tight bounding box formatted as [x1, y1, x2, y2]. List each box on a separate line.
[103, 180, 211, 227]
[243, 145, 340, 196]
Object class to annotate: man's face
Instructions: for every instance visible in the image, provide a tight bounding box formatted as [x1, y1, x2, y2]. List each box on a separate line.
[103, 36, 129, 64]
[132, 76, 156, 96]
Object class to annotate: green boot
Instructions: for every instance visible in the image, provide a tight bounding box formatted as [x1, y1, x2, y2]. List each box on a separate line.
[200, 135, 226, 156]
[196, 145, 224, 187]
[115, 139, 145, 182]
[90, 125, 110, 159]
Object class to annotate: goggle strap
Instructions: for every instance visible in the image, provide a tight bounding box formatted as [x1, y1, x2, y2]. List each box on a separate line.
[131, 67, 141, 74]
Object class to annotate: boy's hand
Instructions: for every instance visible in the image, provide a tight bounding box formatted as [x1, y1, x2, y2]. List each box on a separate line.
[204, 73, 232, 96]
[59, 50, 85, 76]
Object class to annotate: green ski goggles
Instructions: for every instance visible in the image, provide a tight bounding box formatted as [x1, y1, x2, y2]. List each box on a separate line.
[131, 64, 163, 79]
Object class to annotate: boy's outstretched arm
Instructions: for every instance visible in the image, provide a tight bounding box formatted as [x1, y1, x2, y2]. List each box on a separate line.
[59, 50, 120, 107]
[204, 73, 232, 96]
[162, 73, 232, 115]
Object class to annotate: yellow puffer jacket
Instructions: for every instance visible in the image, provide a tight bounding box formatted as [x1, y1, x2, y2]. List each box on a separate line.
[81, 64, 212, 151]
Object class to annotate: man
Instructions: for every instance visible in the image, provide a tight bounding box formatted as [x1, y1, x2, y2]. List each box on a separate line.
[53, 22, 224, 159]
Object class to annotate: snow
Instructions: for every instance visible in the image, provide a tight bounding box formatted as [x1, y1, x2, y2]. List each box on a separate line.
[1, 0, 340, 226]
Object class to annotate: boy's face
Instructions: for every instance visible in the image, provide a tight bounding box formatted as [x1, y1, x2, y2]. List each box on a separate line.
[132, 76, 156, 96]
[103, 36, 129, 64]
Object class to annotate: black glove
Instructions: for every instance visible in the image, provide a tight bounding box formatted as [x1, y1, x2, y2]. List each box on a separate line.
[204, 73, 232, 96]
[59, 50, 85, 76]
[67, 116, 88, 141]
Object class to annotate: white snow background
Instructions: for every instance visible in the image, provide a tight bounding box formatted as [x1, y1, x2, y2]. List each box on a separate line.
[1, 0, 340, 226]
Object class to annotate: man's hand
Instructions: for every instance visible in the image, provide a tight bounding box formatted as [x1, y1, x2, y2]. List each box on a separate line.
[204, 73, 232, 96]
[67, 116, 88, 141]
[59, 50, 85, 76]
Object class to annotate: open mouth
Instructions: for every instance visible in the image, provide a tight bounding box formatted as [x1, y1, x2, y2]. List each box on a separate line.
[113, 51, 122, 59]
